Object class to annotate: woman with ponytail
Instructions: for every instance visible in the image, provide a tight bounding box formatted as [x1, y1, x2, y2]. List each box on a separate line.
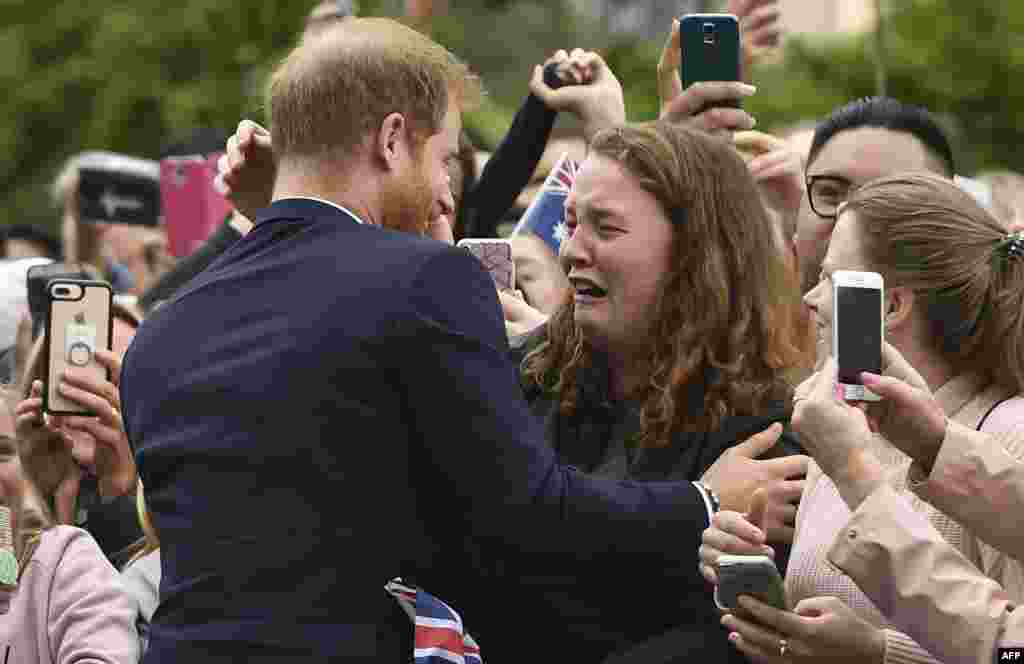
[702, 172, 1024, 664]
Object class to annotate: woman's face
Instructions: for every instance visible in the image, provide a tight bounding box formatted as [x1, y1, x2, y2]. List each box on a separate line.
[0, 404, 24, 532]
[561, 154, 675, 354]
[802, 210, 879, 365]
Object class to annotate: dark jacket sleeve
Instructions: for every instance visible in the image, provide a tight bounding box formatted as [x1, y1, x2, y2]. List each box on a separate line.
[465, 94, 558, 238]
[398, 246, 707, 564]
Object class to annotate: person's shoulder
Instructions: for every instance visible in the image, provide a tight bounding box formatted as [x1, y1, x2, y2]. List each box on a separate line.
[36, 526, 108, 567]
[980, 393, 1024, 433]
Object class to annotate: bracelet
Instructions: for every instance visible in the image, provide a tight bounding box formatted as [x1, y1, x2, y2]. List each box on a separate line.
[699, 482, 721, 514]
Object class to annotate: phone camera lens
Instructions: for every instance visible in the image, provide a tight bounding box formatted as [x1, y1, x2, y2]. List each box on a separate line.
[703, 23, 715, 34]
[55, 287, 69, 296]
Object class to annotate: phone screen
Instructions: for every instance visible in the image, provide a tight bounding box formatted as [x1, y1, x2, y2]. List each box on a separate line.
[836, 285, 882, 385]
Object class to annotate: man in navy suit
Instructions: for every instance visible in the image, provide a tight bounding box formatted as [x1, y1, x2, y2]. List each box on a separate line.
[120, 18, 793, 663]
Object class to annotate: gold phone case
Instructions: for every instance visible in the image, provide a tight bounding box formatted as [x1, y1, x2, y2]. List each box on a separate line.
[44, 280, 113, 416]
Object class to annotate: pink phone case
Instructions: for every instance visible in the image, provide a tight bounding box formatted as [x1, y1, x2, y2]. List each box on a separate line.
[161, 153, 233, 257]
[458, 240, 515, 291]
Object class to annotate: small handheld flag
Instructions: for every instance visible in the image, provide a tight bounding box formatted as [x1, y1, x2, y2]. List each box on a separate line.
[511, 152, 578, 254]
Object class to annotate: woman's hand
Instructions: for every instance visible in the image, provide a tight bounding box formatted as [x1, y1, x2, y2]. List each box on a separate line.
[14, 381, 81, 520]
[498, 289, 549, 339]
[51, 349, 136, 499]
[699, 509, 776, 586]
[723, 595, 886, 664]
[216, 119, 276, 220]
[657, 19, 759, 135]
[529, 49, 626, 141]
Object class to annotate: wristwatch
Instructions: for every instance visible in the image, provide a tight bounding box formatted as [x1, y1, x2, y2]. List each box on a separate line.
[699, 482, 721, 514]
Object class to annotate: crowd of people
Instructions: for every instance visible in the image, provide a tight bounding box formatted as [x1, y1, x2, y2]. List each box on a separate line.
[1, 1, 1023, 663]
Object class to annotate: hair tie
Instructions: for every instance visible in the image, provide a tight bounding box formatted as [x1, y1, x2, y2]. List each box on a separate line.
[997, 231, 1024, 263]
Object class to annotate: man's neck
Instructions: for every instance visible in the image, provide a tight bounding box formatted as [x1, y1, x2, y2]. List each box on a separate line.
[272, 162, 381, 226]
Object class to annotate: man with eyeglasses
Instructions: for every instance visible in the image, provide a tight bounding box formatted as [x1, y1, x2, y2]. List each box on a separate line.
[794, 97, 956, 296]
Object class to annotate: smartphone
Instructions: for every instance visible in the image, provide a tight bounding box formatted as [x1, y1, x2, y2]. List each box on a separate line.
[161, 153, 234, 258]
[679, 14, 742, 109]
[43, 279, 113, 415]
[457, 239, 516, 292]
[833, 270, 884, 402]
[714, 554, 787, 611]
[27, 263, 92, 340]
[77, 156, 161, 226]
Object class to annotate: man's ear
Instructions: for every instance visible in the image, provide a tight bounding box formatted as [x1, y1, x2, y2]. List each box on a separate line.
[374, 113, 408, 172]
[885, 286, 915, 332]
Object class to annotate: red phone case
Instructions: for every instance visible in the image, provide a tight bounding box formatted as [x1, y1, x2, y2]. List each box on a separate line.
[161, 153, 233, 258]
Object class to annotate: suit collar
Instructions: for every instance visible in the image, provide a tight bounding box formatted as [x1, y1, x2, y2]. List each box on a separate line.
[254, 197, 366, 227]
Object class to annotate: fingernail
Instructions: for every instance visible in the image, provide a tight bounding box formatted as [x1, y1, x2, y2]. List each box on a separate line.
[729, 633, 740, 643]
[739, 83, 757, 94]
[721, 615, 733, 627]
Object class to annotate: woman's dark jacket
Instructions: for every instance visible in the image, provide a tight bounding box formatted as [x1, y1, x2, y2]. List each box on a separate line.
[455, 327, 804, 664]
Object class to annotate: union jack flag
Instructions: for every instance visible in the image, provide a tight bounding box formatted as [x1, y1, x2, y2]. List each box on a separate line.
[511, 152, 579, 254]
[385, 578, 483, 664]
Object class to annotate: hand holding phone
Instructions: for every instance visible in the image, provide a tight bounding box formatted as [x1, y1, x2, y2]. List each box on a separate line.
[457, 239, 516, 292]
[44, 280, 113, 415]
[714, 554, 787, 612]
[832, 271, 884, 402]
[680, 14, 743, 110]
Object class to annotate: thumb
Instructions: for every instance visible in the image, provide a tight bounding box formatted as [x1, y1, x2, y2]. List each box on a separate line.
[732, 422, 783, 459]
[860, 372, 918, 406]
[794, 596, 838, 618]
[746, 487, 767, 530]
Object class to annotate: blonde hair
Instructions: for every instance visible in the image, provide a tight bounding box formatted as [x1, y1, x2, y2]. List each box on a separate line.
[125, 479, 159, 566]
[845, 172, 1024, 391]
[268, 17, 482, 167]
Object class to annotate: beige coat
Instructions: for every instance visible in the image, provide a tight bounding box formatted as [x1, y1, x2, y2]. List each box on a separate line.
[828, 405, 1024, 664]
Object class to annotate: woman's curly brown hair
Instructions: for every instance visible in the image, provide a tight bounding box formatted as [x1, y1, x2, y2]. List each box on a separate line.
[522, 121, 808, 448]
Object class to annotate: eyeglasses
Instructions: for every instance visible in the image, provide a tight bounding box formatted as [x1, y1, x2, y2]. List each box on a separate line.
[806, 175, 856, 221]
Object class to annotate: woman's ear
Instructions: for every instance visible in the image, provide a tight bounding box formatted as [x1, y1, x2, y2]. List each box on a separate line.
[885, 286, 915, 332]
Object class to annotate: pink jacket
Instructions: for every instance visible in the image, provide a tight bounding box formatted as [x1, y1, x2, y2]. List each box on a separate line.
[0, 525, 139, 664]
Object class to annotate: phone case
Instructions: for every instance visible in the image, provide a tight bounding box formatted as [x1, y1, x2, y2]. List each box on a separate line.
[679, 14, 742, 108]
[832, 271, 884, 402]
[27, 263, 92, 340]
[714, 555, 787, 611]
[161, 153, 233, 258]
[457, 239, 516, 292]
[43, 280, 113, 416]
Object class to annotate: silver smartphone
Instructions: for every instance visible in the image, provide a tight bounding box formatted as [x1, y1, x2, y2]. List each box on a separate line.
[714, 554, 787, 611]
[832, 270, 884, 402]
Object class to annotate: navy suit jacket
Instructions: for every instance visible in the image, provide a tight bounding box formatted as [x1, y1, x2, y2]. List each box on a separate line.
[122, 199, 711, 662]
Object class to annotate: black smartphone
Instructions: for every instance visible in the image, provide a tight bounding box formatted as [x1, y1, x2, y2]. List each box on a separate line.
[679, 13, 743, 109]
[27, 263, 92, 340]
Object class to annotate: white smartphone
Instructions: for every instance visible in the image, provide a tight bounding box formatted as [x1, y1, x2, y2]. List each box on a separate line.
[457, 239, 516, 292]
[713, 554, 787, 611]
[832, 270, 884, 402]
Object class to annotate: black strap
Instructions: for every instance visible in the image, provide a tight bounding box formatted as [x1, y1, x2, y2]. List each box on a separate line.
[977, 397, 1012, 431]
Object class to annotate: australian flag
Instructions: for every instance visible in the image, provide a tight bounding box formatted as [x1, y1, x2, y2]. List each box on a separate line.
[385, 578, 483, 664]
[512, 152, 578, 254]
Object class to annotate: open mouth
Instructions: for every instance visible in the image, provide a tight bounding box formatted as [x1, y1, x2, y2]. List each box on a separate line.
[570, 277, 608, 298]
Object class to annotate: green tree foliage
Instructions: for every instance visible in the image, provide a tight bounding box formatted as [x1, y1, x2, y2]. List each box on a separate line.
[3, 0, 1021, 233]
[0, 1, 311, 230]
[746, 0, 1024, 173]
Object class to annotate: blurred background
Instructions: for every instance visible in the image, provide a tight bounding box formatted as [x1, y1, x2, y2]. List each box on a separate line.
[2, 0, 1021, 232]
